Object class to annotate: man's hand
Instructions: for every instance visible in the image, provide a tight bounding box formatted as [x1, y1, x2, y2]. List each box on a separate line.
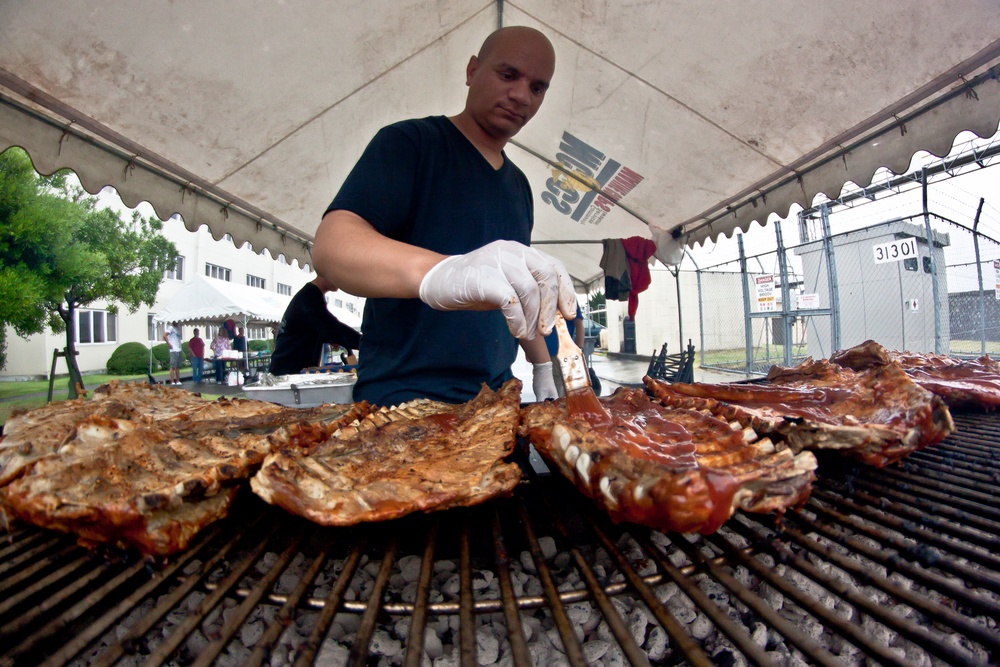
[418, 240, 576, 339]
[532, 361, 558, 401]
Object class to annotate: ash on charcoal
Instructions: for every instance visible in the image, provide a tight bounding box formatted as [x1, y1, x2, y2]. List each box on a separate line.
[397, 554, 422, 582]
[645, 624, 669, 661]
[313, 636, 349, 667]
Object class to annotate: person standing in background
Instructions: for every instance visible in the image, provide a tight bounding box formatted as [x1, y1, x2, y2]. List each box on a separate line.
[233, 327, 248, 376]
[188, 328, 205, 385]
[210, 328, 230, 384]
[163, 321, 182, 386]
[270, 276, 361, 376]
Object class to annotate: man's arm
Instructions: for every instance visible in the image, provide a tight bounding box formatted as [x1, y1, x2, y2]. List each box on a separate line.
[314, 210, 577, 340]
[316, 312, 362, 352]
[313, 211, 442, 299]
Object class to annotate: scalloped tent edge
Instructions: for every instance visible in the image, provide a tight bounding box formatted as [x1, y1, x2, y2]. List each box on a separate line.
[2, 2, 1000, 287]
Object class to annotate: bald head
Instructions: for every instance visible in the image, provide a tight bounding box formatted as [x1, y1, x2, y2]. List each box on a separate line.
[457, 26, 555, 147]
[478, 26, 554, 65]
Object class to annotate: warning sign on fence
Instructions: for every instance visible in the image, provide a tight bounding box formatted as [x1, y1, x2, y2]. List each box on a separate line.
[994, 260, 1000, 300]
[756, 275, 776, 312]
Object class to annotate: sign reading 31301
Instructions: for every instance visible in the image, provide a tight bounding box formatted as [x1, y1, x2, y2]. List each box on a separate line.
[872, 237, 918, 264]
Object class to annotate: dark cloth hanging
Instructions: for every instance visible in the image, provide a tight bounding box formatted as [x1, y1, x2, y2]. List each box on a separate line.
[600, 238, 631, 300]
[621, 236, 657, 319]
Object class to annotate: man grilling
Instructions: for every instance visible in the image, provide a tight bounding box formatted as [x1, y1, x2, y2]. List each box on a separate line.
[312, 26, 575, 406]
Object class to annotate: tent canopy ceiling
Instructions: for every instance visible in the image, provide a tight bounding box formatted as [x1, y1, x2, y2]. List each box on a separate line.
[2, 1, 999, 288]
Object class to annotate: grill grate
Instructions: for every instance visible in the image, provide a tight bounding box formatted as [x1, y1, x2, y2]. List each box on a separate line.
[1, 410, 998, 666]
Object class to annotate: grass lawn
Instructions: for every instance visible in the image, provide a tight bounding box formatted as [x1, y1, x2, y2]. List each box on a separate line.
[0, 372, 229, 427]
[0, 372, 155, 399]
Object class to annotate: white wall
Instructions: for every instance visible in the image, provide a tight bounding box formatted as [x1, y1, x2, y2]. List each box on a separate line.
[2, 216, 365, 379]
[602, 264, 701, 358]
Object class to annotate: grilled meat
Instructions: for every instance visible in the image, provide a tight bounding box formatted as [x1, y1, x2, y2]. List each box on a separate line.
[0, 382, 367, 554]
[251, 380, 523, 526]
[832, 339, 1000, 409]
[646, 354, 954, 467]
[520, 387, 817, 535]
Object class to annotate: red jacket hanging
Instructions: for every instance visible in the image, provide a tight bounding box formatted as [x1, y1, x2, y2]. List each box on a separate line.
[621, 236, 657, 319]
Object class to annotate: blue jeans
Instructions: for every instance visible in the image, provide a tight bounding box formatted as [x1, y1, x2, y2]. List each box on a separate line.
[214, 359, 226, 383]
[191, 357, 204, 383]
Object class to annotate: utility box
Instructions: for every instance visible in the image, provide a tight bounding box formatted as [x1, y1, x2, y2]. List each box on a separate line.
[795, 219, 950, 356]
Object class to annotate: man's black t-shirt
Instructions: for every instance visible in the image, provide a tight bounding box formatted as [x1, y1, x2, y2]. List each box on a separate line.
[327, 116, 533, 406]
[269, 282, 361, 375]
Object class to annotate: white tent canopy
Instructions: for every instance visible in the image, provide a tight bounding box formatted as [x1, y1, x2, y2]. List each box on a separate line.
[2, 2, 999, 288]
[154, 275, 290, 326]
[154, 275, 362, 330]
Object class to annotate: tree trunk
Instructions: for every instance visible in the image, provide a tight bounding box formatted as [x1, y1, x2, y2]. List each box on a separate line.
[62, 304, 84, 399]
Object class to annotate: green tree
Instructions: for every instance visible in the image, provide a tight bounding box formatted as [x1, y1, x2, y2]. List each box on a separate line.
[0, 147, 178, 397]
[588, 290, 606, 327]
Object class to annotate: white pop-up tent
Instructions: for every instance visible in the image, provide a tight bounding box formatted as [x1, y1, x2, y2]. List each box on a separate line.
[1, 2, 999, 288]
[154, 275, 363, 331]
[154, 276, 290, 328]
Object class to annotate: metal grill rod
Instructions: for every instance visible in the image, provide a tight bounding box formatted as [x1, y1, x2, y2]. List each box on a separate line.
[629, 528, 768, 667]
[0, 531, 65, 579]
[805, 496, 1000, 598]
[245, 539, 336, 667]
[779, 517, 1000, 658]
[489, 509, 531, 667]
[543, 502, 653, 667]
[345, 537, 398, 666]
[720, 516, 900, 667]
[403, 518, 437, 667]
[83, 519, 263, 667]
[291, 538, 366, 667]
[810, 489, 1000, 578]
[766, 518, 981, 667]
[191, 528, 308, 667]
[515, 497, 588, 666]
[840, 476, 1000, 546]
[458, 519, 476, 666]
[856, 466, 1000, 523]
[787, 504, 1000, 623]
[134, 522, 281, 666]
[26, 527, 217, 667]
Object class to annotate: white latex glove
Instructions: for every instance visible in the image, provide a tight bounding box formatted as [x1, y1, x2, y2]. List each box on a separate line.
[418, 240, 576, 339]
[532, 361, 558, 401]
[650, 224, 685, 267]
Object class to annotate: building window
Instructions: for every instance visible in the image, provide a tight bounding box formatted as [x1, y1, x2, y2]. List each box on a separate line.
[205, 263, 231, 281]
[164, 256, 184, 280]
[277, 283, 292, 296]
[148, 314, 165, 342]
[247, 325, 269, 340]
[77, 309, 117, 345]
[334, 299, 343, 308]
[223, 233, 233, 242]
[247, 274, 266, 289]
[346, 302, 354, 313]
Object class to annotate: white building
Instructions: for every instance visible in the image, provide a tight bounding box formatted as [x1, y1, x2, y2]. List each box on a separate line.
[2, 214, 365, 380]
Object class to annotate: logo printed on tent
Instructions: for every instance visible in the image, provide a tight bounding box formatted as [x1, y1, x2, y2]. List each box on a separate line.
[541, 132, 644, 225]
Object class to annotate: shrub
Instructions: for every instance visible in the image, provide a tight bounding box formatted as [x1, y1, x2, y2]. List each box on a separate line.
[248, 339, 272, 353]
[181, 340, 192, 362]
[106, 342, 152, 375]
[151, 343, 170, 370]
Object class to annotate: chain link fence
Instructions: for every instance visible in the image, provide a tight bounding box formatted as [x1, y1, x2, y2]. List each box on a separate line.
[693, 145, 1000, 377]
